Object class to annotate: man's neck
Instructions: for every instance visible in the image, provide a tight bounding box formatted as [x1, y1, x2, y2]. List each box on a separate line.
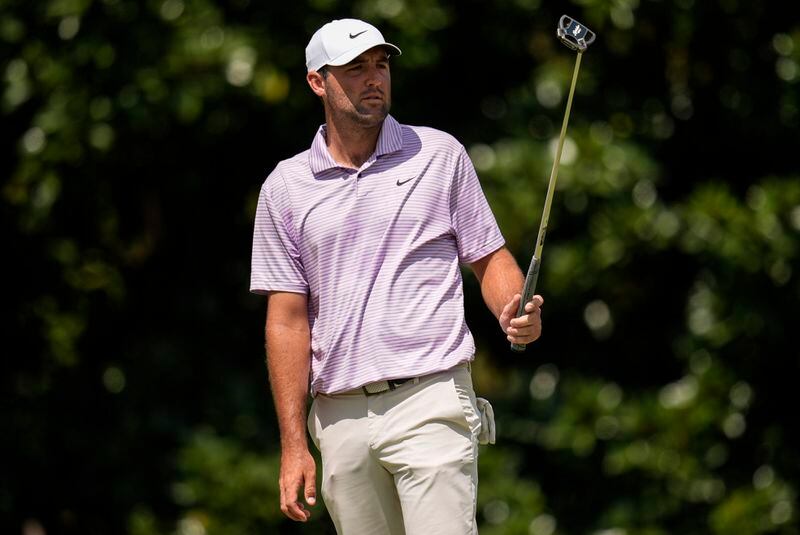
[323, 115, 384, 169]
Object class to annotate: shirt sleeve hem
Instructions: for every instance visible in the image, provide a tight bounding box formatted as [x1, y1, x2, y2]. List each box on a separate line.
[250, 283, 309, 296]
[459, 236, 506, 265]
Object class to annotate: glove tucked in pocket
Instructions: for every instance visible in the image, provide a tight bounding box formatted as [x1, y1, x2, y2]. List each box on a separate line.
[475, 397, 496, 445]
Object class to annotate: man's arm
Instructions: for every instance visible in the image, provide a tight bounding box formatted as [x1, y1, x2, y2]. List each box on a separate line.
[469, 246, 543, 345]
[265, 291, 316, 522]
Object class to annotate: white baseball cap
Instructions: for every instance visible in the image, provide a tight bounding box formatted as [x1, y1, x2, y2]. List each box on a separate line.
[305, 18, 402, 72]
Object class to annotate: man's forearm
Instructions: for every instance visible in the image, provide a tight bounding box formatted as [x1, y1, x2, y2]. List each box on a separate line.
[266, 321, 312, 449]
[476, 247, 525, 320]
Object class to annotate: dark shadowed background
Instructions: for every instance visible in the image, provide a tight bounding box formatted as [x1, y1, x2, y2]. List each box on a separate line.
[2, 0, 799, 533]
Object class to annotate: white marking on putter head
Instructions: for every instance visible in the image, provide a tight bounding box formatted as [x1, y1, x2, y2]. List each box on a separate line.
[572, 25, 582, 36]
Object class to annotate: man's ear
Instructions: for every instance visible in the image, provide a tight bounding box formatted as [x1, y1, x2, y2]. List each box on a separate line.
[307, 71, 326, 97]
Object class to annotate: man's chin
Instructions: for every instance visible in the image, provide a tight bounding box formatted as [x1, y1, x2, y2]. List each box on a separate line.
[353, 105, 389, 125]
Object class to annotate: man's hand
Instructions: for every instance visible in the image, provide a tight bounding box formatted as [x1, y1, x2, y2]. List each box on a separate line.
[279, 446, 317, 522]
[499, 294, 543, 345]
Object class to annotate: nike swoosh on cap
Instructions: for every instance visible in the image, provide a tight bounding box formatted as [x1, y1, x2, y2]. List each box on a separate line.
[349, 30, 367, 39]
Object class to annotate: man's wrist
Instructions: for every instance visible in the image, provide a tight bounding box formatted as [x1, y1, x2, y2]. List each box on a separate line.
[281, 432, 309, 451]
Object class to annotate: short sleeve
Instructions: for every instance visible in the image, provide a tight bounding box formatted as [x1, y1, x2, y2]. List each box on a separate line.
[449, 145, 505, 264]
[250, 169, 309, 295]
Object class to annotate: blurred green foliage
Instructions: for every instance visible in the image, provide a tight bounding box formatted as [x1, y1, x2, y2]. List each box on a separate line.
[2, 0, 799, 534]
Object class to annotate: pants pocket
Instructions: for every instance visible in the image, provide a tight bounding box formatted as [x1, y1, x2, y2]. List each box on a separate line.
[450, 369, 482, 440]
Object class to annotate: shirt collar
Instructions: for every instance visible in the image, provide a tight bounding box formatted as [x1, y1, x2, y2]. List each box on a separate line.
[308, 114, 404, 175]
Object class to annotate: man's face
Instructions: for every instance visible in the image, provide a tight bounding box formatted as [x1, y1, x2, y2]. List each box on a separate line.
[320, 47, 392, 127]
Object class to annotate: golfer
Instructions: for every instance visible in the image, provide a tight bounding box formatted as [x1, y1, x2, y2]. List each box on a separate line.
[250, 18, 543, 535]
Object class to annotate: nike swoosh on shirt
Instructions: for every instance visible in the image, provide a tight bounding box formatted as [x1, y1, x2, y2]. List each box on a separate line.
[396, 176, 417, 186]
[349, 30, 367, 39]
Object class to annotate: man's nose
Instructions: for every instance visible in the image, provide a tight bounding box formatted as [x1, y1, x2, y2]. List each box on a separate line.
[365, 66, 384, 87]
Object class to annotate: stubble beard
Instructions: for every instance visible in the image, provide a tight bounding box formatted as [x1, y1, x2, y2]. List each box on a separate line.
[327, 93, 391, 129]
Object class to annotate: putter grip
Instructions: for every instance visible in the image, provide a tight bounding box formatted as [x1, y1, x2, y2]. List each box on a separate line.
[510, 256, 540, 352]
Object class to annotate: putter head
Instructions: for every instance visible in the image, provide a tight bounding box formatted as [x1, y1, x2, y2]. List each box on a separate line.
[557, 15, 596, 52]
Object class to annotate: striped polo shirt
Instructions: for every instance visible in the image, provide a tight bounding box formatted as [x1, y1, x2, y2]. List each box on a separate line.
[250, 115, 505, 395]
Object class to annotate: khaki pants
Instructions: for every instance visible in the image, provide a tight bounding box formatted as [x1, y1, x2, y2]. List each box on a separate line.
[308, 365, 481, 535]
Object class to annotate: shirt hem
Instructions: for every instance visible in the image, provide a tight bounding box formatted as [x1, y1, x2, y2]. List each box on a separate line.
[459, 237, 506, 265]
[250, 284, 308, 296]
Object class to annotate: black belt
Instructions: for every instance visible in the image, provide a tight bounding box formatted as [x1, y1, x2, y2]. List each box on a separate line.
[361, 377, 414, 396]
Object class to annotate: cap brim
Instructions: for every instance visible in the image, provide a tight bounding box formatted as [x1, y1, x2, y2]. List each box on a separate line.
[326, 41, 402, 67]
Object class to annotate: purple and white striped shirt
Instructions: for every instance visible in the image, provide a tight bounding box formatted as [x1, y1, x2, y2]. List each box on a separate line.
[250, 115, 505, 394]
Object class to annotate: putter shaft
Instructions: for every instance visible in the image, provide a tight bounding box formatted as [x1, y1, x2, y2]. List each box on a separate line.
[511, 51, 584, 352]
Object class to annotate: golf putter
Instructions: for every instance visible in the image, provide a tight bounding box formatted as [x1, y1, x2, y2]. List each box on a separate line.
[511, 16, 596, 352]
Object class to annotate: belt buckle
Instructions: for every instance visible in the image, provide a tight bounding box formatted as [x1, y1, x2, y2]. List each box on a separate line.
[362, 380, 390, 396]
[362, 377, 412, 396]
